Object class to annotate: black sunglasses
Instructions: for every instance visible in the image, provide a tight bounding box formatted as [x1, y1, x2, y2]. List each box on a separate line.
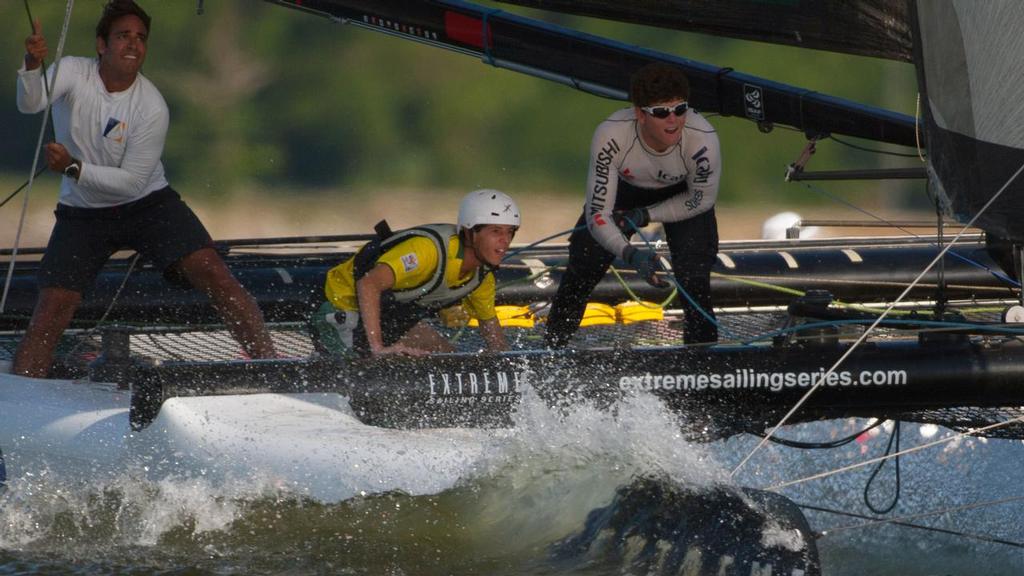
[641, 102, 689, 119]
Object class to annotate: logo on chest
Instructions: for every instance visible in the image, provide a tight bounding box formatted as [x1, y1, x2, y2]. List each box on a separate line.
[656, 169, 684, 183]
[103, 117, 127, 144]
[401, 252, 419, 272]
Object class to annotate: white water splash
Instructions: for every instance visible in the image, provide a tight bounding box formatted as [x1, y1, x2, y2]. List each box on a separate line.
[430, 384, 732, 551]
[761, 524, 806, 552]
[0, 470, 277, 549]
[482, 385, 727, 485]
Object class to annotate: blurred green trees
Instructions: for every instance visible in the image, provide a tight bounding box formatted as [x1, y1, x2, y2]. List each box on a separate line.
[1, 1, 920, 206]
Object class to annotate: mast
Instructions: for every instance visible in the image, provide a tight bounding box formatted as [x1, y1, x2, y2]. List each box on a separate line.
[264, 0, 916, 146]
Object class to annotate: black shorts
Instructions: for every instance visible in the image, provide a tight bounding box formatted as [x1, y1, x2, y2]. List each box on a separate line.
[38, 187, 213, 293]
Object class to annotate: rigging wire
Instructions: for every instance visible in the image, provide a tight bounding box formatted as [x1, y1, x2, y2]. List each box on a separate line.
[796, 179, 1020, 289]
[804, 495, 1024, 548]
[770, 125, 1019, 290]
[768, 415, 1024, 491]
[504, 224, 584, 260]
[7, 0, 56, 216]
[774, 127, 1018, 289]
[0, 167, 48, 211]
[797, 179, 922, 236]
[774, 123, 1015, 288]
[2, 0, 76, 314]
[828, 135, 923, 158]
[761, 418, 886, 450]
[732, 160, 1024, 479]
[772, 123, 923, 158]
[781, 128, 1018, 289]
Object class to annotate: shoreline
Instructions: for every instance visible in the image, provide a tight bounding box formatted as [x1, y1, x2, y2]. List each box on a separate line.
[1, 185, 937, 249]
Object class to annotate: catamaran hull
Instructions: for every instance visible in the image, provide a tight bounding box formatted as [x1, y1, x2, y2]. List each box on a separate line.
[0, 373, 489, 503]
[124, 338, 1024, 440]
[7, 335, 1022, 576]
[5, 336, 1021, 496]
[0, 368, 826, 573]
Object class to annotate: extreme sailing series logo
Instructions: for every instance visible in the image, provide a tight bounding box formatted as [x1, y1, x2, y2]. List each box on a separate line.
[619, 368, 908, 393]
[425, 369, 531, 405]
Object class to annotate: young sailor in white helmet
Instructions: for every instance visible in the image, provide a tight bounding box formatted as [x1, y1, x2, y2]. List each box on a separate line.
[312, 189, 520, 358]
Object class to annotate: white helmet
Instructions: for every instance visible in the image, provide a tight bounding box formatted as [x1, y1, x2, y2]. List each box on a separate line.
[457, 189, 521, 230]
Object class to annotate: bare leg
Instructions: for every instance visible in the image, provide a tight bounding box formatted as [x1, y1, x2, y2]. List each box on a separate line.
[399, 321, 456, 353]
[175, 247, 276, 358]
[12, 287, 82, 378]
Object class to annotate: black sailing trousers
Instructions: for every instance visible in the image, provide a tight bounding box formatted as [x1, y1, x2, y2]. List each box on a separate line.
[544, 181, 720, 348]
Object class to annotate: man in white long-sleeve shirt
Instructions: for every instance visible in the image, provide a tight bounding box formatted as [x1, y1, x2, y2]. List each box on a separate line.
[13, 0, 275, 377]
[545, 62, 722, 348]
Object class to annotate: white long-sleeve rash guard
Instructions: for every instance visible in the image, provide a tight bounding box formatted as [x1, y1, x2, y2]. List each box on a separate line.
[584, 107, 721, 259]
[17, 56, 170, 208]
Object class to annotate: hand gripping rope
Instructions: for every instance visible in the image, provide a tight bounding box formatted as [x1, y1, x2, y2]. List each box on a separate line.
[1, 0, 76, 313]
[620, 212, 736, 342]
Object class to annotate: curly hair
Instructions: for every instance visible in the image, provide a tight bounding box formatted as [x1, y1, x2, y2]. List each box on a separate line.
[629, 63, 689, 108]
[96, 0, 151, 41]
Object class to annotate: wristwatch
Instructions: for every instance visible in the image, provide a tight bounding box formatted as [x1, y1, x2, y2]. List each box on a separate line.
[63, 159, 81, 181]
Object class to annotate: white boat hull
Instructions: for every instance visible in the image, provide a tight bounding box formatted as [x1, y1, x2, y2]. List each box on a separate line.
[0, 372, 489, 502]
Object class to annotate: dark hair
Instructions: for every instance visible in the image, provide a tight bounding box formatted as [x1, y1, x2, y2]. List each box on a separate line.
[96, 0, 151, 41]
[629, 63, 689, 108]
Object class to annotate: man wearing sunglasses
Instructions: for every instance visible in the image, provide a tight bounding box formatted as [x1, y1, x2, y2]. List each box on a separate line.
[545, 62, 721, 348]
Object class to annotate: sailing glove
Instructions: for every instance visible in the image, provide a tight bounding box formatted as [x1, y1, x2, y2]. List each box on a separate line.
[623, 245, 667, 288]
[613, 207, 650, 233]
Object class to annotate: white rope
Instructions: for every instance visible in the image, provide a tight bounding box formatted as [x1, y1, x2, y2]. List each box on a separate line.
[730, 159, 1024, 478]
[767, 415, 1024, 491]
[1, 0, 76, 314]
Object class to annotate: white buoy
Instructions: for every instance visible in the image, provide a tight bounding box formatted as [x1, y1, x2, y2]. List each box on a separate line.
[761, 211, 820, 240]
